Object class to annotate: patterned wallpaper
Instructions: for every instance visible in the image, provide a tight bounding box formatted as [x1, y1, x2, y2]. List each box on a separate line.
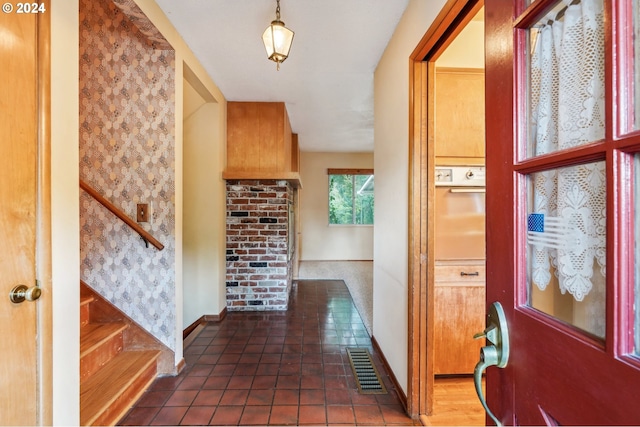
[79, 0, 176, 350]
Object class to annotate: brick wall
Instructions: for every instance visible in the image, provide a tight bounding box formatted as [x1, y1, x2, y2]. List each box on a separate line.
[225, 180, 294, 310]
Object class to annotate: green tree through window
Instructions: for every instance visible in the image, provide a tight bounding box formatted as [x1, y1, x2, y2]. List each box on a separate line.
[329, 173, 374, 225]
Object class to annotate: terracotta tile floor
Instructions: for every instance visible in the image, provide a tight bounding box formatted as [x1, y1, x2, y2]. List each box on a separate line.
[119, 280, 418, 426]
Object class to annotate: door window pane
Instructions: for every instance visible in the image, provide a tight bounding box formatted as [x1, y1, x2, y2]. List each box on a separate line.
[526, 161, 606, 338]
[526, 0, 605, 159]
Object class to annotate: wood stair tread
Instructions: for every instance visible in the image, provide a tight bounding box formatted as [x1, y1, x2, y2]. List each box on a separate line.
[80, 322, 128, 358]
[80, 350, 160, 426]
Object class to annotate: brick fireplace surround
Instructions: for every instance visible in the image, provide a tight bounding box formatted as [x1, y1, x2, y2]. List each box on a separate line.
[225, 180, 294, 311]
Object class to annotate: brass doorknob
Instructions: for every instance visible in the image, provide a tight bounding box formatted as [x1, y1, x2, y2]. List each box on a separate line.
[9, 284, 42, 304]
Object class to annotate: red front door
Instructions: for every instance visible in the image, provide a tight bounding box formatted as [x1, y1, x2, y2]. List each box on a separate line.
[484, 0, 640, 424]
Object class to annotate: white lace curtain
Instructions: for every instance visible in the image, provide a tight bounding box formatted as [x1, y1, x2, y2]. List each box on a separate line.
[529, 0, 606, 302]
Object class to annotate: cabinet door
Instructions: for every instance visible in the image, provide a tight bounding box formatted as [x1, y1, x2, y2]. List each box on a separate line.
[227, 102, 261, 172]
[435, 68, 485, 159]
[434, 264, 485, 375]
[226, 102, 293, 173]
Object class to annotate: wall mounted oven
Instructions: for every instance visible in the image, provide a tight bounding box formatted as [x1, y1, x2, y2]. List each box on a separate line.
[434, 166, 486, 261]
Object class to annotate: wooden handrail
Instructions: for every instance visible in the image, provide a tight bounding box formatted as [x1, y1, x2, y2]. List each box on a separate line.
[80, 179, 164, 250]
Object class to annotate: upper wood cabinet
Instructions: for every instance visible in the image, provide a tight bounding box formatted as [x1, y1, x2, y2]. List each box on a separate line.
[224, 102, 301, 186]
[435, 68, 485, 162]
[291, 133, 300, 173]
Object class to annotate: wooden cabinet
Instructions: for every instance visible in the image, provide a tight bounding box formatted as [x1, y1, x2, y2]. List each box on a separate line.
[435, 68, 485, 163]
[434, 261, 485, 375]
[291, 133, 300, 173]
[223, 102, 301, 186]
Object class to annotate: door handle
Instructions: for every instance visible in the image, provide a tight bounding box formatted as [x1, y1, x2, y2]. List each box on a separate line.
[473, 302, 509, 426]
[9, 284, 42, 304]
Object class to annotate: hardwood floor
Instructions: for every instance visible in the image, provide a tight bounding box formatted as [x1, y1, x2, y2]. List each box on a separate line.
[420, 377, 485, 426]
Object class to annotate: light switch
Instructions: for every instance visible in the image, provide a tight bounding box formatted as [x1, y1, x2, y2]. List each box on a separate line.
[137, 203, 149, 222]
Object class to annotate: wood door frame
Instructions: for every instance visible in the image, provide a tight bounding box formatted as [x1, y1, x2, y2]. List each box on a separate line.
[37, 2, 53, 424]
[407, 0, 483, 418]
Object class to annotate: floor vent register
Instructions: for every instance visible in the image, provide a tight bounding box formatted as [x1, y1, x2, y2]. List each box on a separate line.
[346, 347, 387, 394]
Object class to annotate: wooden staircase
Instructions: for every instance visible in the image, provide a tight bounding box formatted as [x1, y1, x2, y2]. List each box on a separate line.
[80, 294, 161, 426]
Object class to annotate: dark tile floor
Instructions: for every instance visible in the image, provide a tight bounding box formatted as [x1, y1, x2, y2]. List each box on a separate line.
[119, 280, 418, 426]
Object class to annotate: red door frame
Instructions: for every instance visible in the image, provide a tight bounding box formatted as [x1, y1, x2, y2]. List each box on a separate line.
[483, 0, 516, 422]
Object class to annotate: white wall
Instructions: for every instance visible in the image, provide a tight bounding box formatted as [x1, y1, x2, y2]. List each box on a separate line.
[436, 20, 485, 68]
[52, 2, 80, 424]
[299, 152, 374, 261]
[373, 0, 448, 394]
[183, 94, 226, 328]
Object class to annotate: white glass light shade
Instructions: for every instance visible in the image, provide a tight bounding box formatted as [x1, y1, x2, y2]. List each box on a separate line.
[262, 20, 294, 65]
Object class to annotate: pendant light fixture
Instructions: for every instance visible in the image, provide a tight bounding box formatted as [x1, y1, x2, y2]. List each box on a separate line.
[262, 0, 294, 70]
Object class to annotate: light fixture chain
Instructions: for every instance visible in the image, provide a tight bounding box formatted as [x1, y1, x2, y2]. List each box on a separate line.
[275, 0, 281, 21]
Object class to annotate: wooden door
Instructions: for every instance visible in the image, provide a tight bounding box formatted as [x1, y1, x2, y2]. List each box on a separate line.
[485, 0, 640, 424]
[0, 5, 50, 425]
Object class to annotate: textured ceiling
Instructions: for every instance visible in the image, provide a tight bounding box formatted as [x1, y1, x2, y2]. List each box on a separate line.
[155, 0, 410, 152]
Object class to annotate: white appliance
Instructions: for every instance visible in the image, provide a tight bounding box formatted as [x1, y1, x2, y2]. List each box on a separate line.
[434, 166, 486, 260]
